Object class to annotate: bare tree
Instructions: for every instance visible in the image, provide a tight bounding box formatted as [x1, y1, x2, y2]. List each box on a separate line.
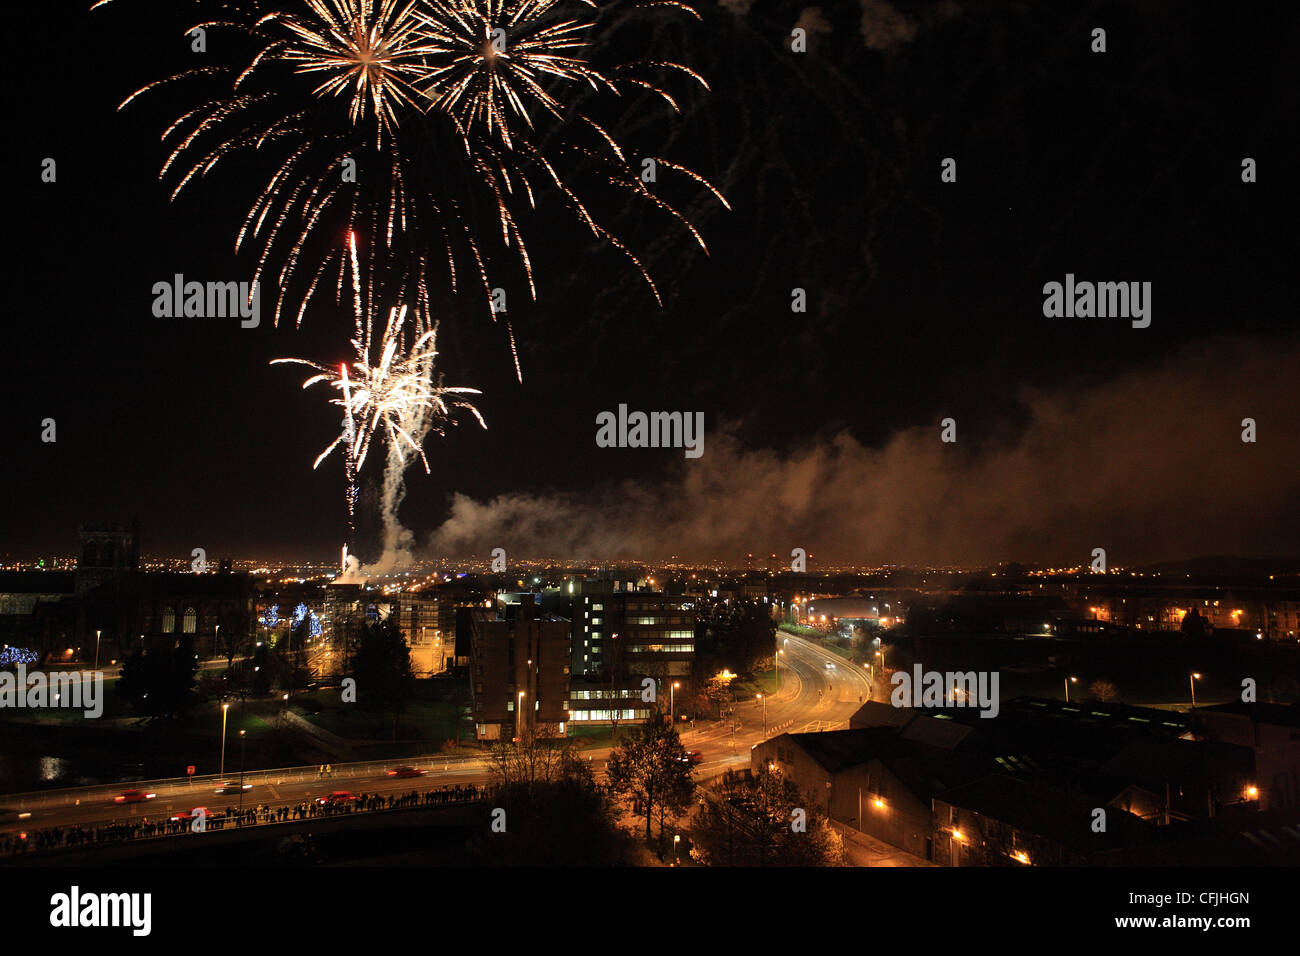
[1089, 679, 1118, 702]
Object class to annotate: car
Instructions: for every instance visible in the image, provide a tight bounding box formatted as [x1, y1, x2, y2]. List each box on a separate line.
[169, 807, 209, 823]
[825, 661, 836, 670]
[316, 790, 358, 807]
[113, 789, 156, 804]
[685, 750, 704, 764]
[214, 781, 252, 795]
[387, 766, 425, 778]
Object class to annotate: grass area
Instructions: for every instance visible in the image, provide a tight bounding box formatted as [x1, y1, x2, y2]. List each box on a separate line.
[292, 691, 467, 744]
[564, 723, 641, 750]
[778, 623, 822, 639]
[733, 669, 779, 700]
[752, 668, 778, 695]
[778, 622, 868, 664]
[0, 674, 130, 723]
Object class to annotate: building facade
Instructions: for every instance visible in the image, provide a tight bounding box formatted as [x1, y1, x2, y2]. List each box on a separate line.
[470, 594, 570, 741]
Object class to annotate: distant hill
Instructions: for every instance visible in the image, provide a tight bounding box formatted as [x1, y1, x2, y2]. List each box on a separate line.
[1135, 556, 1300, 577]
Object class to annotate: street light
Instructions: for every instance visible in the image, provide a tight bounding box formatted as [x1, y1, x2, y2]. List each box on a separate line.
[775, 631, 780, 692]
[1189, 672, 1201, 709]
[94, 630, 101, 672]
[1065, 676, 1077, 702]
[757, 693, 767, 737]
[220, 702, 230, 778]
[238, 729, 247, 816]
[671, 681, 680, 724]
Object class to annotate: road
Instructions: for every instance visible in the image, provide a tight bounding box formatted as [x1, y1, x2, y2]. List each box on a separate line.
[0, 634, 871, 840]
[680, 632, 873, 778]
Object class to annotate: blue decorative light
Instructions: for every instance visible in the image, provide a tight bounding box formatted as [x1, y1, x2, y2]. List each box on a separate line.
[263, 604, 280, 628]
[292, 603, 309, 628]
[0, 646, 39, 667]
[309, 612, 323, 639]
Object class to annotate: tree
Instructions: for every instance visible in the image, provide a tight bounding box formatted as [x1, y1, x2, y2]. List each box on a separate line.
[1089, 679, 1118, 702]
[691, 768, 844, 866]
[487, 727, 582, 789]
[694, 599, 776, 678]
[473, 730, 635, 865]
[1181, 606, 1208, 639]
[702, 671, 736, 719]
[216, 615, 244, 672]
[350, 617, 414, 720]
[606, 714, 696, 847]
[117, 638, 199, 720]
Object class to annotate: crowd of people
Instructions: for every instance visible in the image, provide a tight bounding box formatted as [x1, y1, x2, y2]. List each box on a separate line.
[0, 783, 487, 857]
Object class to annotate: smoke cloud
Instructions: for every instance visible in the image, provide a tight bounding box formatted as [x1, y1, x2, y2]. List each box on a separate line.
[424, 335, 1299, 567]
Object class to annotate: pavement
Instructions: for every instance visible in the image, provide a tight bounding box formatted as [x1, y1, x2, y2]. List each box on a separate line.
[832, 821, 936, 866]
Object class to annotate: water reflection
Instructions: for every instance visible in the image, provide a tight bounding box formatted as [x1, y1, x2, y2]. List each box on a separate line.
[39, 756, 71, 782]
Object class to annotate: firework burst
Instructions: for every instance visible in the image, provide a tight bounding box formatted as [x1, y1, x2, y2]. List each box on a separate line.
[278, 0, 440, 147]
[417, 0, 614, 148]
[272, 234, 486, 536]
[98, 0, 727, 355]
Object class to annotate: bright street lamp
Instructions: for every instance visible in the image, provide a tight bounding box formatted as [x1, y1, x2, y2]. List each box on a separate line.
[1065, 676, 1077, 702]
[220, 702, 230, 778]
[94, 630, 102, 672]
[1189, 672, 1202, 709]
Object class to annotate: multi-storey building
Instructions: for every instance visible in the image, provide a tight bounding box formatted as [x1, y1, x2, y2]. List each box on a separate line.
[469, 594, 570, 741]
[569, 586, 695, 724]
[392, 591, 454, 675]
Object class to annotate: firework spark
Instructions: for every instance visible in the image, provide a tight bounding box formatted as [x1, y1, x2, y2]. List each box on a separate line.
[272, 234, 486, 537]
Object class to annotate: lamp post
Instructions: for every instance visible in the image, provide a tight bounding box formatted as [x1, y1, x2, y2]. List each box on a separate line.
[757, 693, 767, 737]
[238, 729, 247, 816]
[219, 702, 230, 778]
[1065, 676, 1077, 702]
[94, 630, 101, 672]
[671, 681, 680, 724]
[1189, 672, 1201, 709]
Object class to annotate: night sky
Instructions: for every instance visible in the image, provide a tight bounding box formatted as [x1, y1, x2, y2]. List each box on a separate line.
[7, 0, 1298, 565]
